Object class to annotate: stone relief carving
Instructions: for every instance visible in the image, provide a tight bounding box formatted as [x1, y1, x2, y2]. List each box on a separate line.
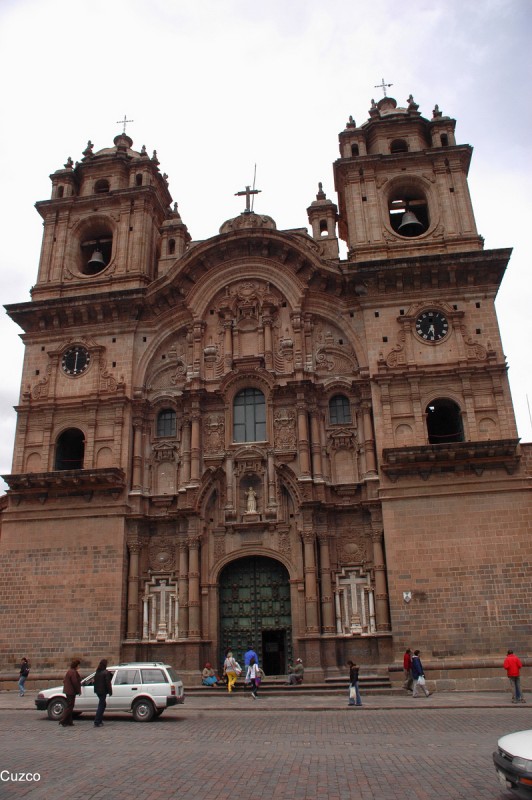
[313, 323, 358, 374]
[203, 414, 225, 454]
[274, 408, 297, 450]
[148, 536, 176, 571]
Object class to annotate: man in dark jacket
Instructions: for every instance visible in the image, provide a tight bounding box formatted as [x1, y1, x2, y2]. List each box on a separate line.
[93, 659, 113, 727]
[411, 650, 431, 698]
[59, 659, 82, 727]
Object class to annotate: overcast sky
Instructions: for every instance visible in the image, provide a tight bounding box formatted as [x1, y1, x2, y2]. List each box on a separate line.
[1, 0, 530, 492]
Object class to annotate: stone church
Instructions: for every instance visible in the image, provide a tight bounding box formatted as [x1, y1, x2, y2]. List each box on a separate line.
[1, 94, 530, 686]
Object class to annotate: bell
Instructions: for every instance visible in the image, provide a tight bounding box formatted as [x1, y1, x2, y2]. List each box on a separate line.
[87, 248, 106, 270]
[398, 208, 424, 235]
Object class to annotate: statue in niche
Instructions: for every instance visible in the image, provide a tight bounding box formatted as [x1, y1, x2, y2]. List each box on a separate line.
[245, 486, 257, 514]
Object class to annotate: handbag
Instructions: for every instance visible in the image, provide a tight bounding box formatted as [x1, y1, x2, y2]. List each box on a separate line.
[417, 675, 426, 686]
[349, 686, 357, 699]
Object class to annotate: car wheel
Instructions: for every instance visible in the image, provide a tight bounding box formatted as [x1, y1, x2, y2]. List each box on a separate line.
[154, 709, 164, 717]
[132, 699, 155, 722]
[47, 698, 68, 721]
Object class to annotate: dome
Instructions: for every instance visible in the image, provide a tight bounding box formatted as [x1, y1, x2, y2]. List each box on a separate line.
[219, 211, 277, 235]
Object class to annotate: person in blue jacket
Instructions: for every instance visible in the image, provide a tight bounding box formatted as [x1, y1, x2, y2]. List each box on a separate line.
[411, 650, 431, 697]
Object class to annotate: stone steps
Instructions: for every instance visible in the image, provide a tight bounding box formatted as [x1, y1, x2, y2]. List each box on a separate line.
[186, 674, 400, 696]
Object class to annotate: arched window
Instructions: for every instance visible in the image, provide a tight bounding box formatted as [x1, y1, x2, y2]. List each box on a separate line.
[440, 134, 449, 147]
[390, 139, 408, 153]
[157, 409, 176, 438]
[94, 179, 110, 194]
[329, 394, 351, 425]
[168, 238, 176, 255]
[426, 399, 464, 445]
[55, 428, 85, 470]
[233, 388, 266, 442]
[57, 185, 64, 198]
[351, 143, 359, 157]
[135, 173, 143, 186]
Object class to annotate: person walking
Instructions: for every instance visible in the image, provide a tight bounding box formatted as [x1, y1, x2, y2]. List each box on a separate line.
[347, 660, 362, 706]
[93, 659, 113, 727]
[411, 650, 431, 698]
[244, 645, 259, 668]
[18, 657, 30, 696]
[403, 648, 413, 692]
[59, 658, 82, 727]
[223, 649, 241, 693]
[503, 650, 526, 703]
[246, 656, 261, 699]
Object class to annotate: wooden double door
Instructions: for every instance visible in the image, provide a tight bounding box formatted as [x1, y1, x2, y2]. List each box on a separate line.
[219, 556, 292, 675]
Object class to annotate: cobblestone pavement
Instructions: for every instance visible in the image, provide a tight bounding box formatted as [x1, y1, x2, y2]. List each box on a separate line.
[0, 691, 531, 799]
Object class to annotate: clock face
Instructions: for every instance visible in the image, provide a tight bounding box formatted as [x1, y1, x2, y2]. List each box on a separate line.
[415, 310, 449, 342]
[61, 346, 90, 376]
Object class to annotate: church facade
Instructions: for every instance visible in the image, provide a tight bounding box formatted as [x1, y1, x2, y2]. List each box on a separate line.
[1, 95, 530, 685]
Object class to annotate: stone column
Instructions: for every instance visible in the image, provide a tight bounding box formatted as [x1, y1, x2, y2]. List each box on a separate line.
[302, 530, 320, 633]
[263, 316, 273, 370]
[318, 533, 335, 633]
[296, 399, 311, 478]
[309, 407, 324, 481]
[180, 417, 191, 487]
[187, 535, 201, 638]
[267, 450, 277, 508]
[223, 320, 233, 372]
[178, 540, 189, 638]
[369, 507, 390, 631]
[361, 400, 377, 476]
[190, 405, 201, 485]
[225, 454, 234, 510]
[131, 418, 144, 491]
[126, 539, 141, 639]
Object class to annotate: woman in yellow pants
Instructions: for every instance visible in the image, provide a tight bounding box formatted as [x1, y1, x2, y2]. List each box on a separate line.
[223, 650, 241, 692]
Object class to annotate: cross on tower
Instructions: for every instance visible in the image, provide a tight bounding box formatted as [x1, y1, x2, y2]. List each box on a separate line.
[116, 115, 134, 134]
[374, 78, 393, 97]
[235, 184, 261, 213]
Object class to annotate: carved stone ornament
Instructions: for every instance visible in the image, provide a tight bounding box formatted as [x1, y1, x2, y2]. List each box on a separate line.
[153, 442, 178, 462]
[148, 537, 176, 571]
[274, 408, 297, 449]
[328, 429, 356, 451]
[203, 414, 225, 453]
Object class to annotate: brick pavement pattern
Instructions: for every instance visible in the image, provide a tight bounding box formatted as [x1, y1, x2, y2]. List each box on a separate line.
[0, 693, 531, 799]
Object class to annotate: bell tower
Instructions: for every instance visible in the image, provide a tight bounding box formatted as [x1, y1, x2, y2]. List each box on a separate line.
[32, 133, 177, 300]
[334, 96, 484, 262]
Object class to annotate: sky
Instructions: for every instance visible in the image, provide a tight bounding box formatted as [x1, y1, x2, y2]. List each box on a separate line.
[0, 0, 531, 492]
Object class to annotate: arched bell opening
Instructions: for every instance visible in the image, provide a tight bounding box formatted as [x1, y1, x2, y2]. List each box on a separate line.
[55, 428, 85, 470]
[426, 399, 464, 445]
[388, 184, 429, 237]
[218, 556, 292, 676]
[78, 219, 113, 276]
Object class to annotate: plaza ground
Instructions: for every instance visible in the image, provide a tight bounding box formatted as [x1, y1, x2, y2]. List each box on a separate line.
[0, 690, 531, 799]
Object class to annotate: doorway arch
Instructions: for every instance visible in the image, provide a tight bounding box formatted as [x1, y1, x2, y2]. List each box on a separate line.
[219, 556, 292, 675]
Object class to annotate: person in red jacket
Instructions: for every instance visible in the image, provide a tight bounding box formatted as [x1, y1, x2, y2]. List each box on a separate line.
[403, 648, 413, 692]
[503, 650, 526, 704]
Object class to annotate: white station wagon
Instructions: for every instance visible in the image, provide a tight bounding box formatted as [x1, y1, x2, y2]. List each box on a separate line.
[35, 662, 185, 722]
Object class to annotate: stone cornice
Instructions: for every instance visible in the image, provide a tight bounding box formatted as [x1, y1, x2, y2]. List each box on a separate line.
[381, 439, 520, 481]
[3, 468, 126, 502]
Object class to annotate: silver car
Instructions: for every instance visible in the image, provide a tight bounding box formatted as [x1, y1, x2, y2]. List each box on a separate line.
[35, 662, 185, 722]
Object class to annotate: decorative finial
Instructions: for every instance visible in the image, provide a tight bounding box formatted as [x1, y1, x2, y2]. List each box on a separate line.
[316, 182, 326, 200]
[371, 98, 377, 109]
[140, 144, 147, 155]
[64, 156, 73, 170]
[151, 150, 159, 166]
[83, 140, 94, 157]
[432, 104, 442, 119]
[407, 94, 419, 111]
[346, 114, 356, 128]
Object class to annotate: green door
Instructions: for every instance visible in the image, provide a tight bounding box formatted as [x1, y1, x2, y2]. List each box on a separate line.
[219, 556, 292, 675]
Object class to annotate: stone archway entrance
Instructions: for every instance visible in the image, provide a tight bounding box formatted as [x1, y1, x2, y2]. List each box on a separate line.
[219, 556, 292, 675]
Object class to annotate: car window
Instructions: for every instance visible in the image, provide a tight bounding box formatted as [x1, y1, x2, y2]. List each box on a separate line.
[141, 668, 168, 684]
[114, 669, 140, 685]
[82, 673, 96, 686]
[166, 667, 180, 682]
